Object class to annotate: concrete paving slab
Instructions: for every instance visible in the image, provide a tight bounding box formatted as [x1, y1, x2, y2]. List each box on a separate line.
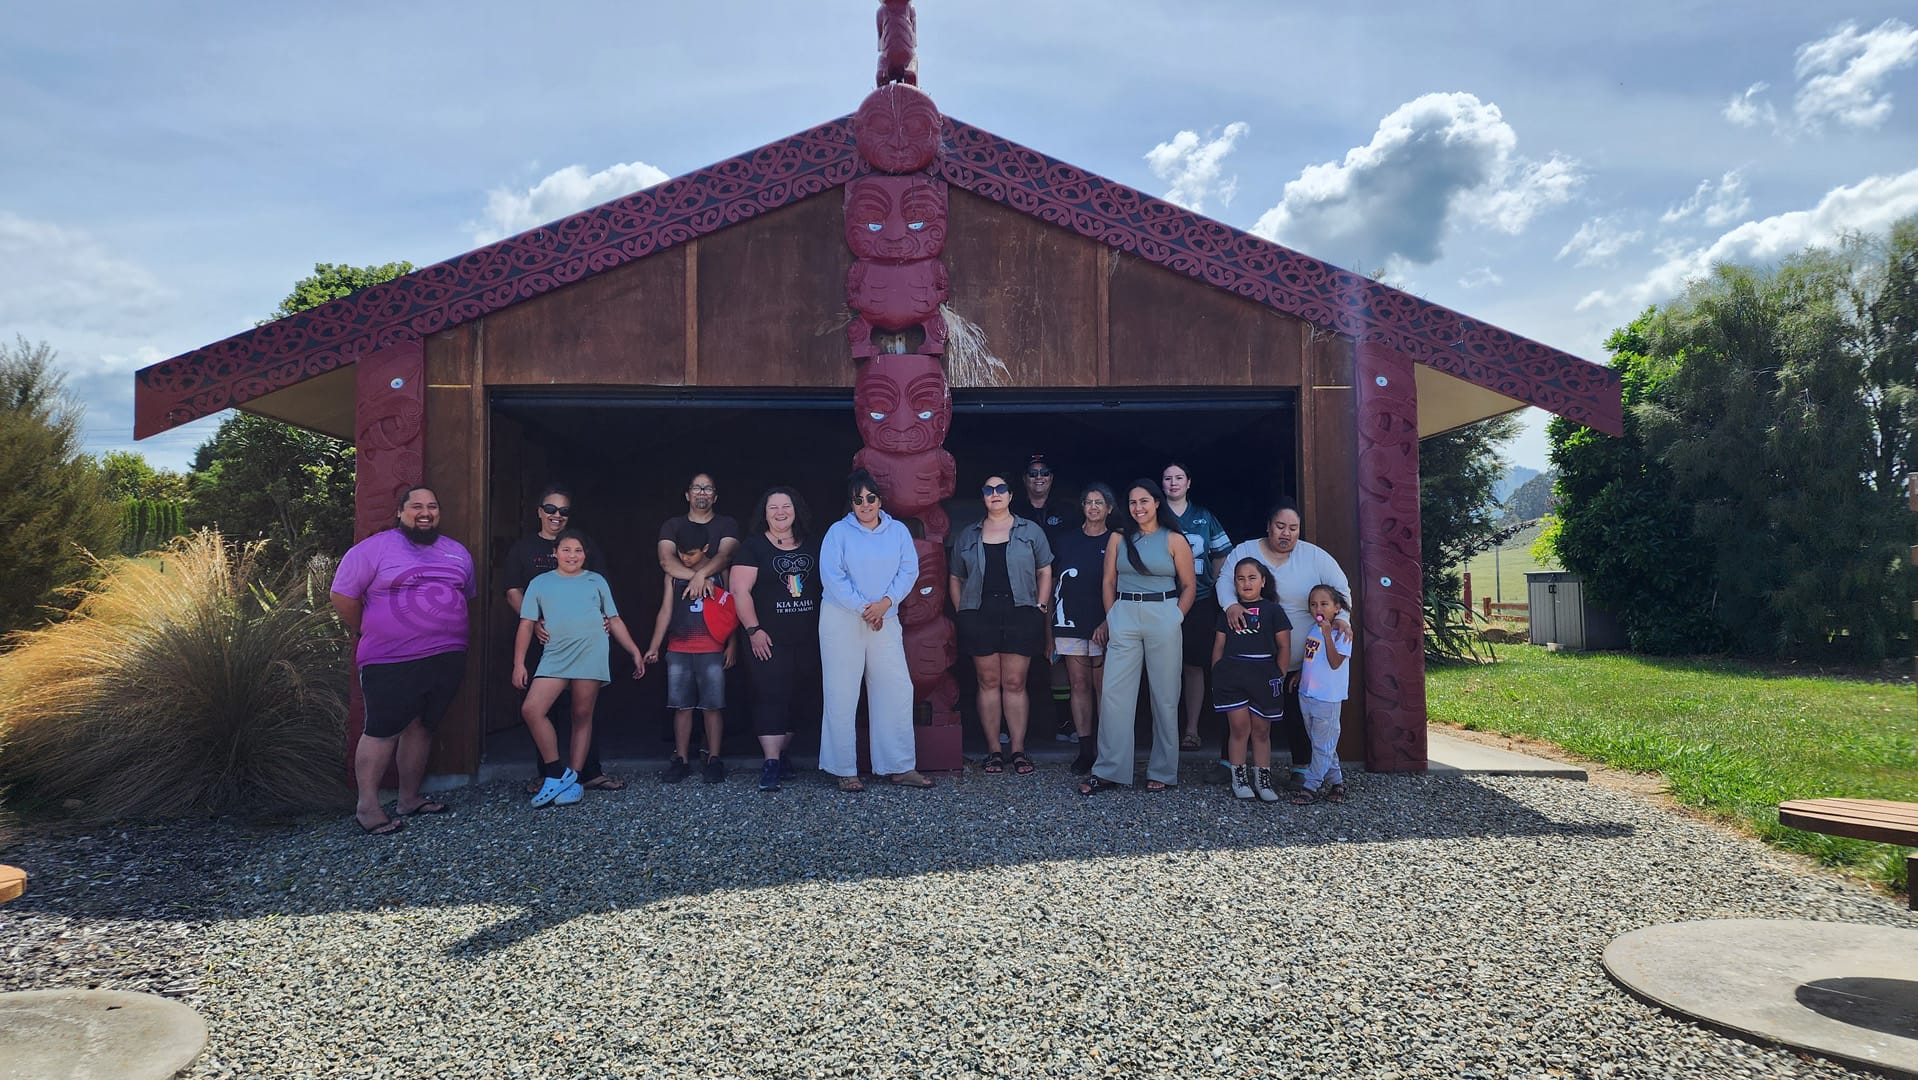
[1426, 728, 1588, 779]
[0, 988, 207, 1080]
[1603, 919, 1918, 1077]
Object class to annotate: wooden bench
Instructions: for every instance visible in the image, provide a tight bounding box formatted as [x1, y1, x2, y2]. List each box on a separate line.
[1777, 799, 1918, 910]
[0, 864, 24, 905]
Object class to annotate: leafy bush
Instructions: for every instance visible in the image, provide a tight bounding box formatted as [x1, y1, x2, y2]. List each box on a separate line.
[119, 497, 187, 555]
[0, 531, 349, 820]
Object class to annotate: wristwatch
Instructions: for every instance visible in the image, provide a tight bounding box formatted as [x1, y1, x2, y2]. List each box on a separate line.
[745, 625, 764, 636]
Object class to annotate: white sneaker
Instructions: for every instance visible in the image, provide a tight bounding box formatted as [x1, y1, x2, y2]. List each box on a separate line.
[1253, 766, 1281, 803]
[1230, 764, 1256, 800]
[531, 768, 578, 808]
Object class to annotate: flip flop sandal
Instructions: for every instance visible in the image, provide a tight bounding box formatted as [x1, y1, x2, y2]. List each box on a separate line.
[357, 817, 405, 836]
[1145, 780, 1171, 793]
[837, 776, 866, 793]
[396, 799, 449, 816]
[1010, 752, 1035, 775]
[1179, 734, 1202, 750]
[1291, 788, 1321, 806]
[1078, 775, 1122, 796]
[581, 775, 627, 791]
[982, 752, 1005, 774]
[1324, 784, 1347, 804]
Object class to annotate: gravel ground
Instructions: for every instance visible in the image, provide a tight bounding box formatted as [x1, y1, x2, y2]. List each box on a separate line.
[3, 764, 1912, 1079]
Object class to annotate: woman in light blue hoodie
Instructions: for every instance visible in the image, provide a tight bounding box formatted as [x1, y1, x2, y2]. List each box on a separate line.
[817, 468, 933, 791]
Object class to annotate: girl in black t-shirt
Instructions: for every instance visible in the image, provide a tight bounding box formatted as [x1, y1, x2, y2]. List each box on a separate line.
[1212, 557, 1291, 802]
[1051, 481, 1115, 774]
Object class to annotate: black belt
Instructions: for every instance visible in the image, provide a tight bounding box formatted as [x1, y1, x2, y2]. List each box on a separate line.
[1116, 589, 1179, 602]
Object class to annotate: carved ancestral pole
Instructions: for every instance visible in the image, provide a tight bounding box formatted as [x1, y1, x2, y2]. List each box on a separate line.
[846, 0, 963, 769]
[1353, 341, 1426, 771]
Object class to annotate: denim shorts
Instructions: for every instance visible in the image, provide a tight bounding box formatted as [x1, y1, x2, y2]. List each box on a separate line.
[666, 650, 725, 711]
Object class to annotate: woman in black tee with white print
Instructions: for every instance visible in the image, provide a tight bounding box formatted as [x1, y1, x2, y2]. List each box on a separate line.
[730, 487, 823, 793]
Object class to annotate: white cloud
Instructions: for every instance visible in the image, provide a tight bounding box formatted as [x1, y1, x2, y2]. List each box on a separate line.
[1576, 167, 1918, 312]
[1793, 19, 1918, 131]
[470, 160, 670, 244]
[1145, 122, 1250, 214]
[1723, 82, 1777, 128]
[1556, 216, 1643, 266]
[1249, 92, 1580, 267]
[1457, 266, 1503, 289]
[0, 212, 170, 333]
[1659, 170, 1751, 227]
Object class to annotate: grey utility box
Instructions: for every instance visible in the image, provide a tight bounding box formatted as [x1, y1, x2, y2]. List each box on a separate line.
[1526, 571, 1629, 651]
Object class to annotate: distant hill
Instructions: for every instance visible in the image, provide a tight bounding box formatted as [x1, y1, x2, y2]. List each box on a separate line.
[1492, 465, 1539, 505]
[1502, 470, 1556, 522]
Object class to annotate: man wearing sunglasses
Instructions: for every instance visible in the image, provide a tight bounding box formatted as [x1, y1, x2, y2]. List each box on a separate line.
[1008, 451, 1079, 743]
[503, 485, 621, 791]
[1008, 451, 1081, 541]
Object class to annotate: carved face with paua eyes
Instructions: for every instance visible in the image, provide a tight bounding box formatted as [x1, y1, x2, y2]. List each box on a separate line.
[854, 354, 950, 454]
[898, 539, 947, 626]
[854, 82, 941, 173]
[844, 176, 947, 262]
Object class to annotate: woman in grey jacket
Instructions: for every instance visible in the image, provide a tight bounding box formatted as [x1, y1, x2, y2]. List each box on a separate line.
[949, 474, 1054, 774]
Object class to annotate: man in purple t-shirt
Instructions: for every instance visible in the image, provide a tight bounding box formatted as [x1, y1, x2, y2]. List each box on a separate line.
[330, 487, 477, 835]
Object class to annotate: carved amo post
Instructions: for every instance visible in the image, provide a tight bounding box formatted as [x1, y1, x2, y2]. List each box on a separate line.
[1353, 340, 1427, 771]
[344, 340, 425, 775]
[844, 0, 963, 770]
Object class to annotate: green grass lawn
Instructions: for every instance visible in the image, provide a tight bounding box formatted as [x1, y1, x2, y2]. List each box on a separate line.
[1427, 644, 1918, 895]
[1457, 520, 1555, 619]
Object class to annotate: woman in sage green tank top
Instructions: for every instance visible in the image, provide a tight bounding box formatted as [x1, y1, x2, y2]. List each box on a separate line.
[1079, 479, 1196, 794]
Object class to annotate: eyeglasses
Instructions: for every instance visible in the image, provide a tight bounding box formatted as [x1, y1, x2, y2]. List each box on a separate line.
[539, 504, 571, 517]
[852, 493, 882, 505]
[1082, 498, 1107, 507]
[981, 483, 1010, 495]
[1026, 468, 1051, 478]
[689, 484, 715, 494]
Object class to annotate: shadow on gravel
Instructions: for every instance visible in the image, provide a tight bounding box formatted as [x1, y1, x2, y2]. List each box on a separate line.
[0, 770, 1632, 959]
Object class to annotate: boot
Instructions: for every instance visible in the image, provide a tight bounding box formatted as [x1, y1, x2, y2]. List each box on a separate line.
[1253, 766, 1281, 803]
[1230, 764, 1255, 800]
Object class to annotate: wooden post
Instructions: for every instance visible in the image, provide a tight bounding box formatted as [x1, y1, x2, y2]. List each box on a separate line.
[1352, 341, 1426, 771]
[344, 341, 427, 778]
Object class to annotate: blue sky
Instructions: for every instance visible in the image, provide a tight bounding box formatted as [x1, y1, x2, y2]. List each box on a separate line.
[4, 0, 1916, 473]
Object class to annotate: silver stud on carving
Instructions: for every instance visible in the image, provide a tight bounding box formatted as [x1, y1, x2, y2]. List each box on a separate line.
[1380, 576, 1392, 587]
[1374, 375, 1388, 387]
[389, 377, 405, 390]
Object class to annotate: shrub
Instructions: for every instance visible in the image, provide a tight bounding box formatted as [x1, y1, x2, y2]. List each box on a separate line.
[0, 531, 349, 820]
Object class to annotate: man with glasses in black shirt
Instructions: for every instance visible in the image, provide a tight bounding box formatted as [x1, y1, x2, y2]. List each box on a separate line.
[1008, 452, 1079, 743]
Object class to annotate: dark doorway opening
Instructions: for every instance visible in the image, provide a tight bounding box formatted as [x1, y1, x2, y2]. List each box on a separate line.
[483, 389, 1297, 769]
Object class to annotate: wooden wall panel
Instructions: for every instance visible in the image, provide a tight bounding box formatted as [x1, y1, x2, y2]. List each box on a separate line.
[942, 189, 1102, 388]
[1307, 332, 1364, 760]
[422, 326, 486, 775]
[484, 248, 688, 386]
[696, 190, 854, 388]
[1108, 251, 1305, 388]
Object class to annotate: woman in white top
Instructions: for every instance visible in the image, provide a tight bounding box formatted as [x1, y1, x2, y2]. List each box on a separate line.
[1216, 500, 1354, 781]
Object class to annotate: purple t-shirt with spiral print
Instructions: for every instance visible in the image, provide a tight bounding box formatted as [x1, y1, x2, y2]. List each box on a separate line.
[331, 529, 477, 666]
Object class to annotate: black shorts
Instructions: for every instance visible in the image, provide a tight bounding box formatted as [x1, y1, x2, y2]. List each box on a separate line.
[957, 598, 1046, 658]
[1181, 595, 1218, 666]
[360, 650, 467, 739]
[1211, 655, 1286, 719]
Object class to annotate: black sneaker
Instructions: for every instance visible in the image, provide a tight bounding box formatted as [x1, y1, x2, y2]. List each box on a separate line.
[662, 755, 691, 783]
[703, 755, 726, 784]
[778, 752, 796, 781]
[758, 759, 781, 792]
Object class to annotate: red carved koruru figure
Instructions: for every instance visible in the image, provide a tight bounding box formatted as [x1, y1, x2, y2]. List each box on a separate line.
[876, 0, 918, 86]
[846, 176, 949, 358]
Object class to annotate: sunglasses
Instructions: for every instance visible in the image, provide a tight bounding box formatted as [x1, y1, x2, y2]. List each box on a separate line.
[1026, 468, 1051, 478]
[852, 493, 882, 505]
[539, 504, 572, 516]
[981, 483, 1010, 495]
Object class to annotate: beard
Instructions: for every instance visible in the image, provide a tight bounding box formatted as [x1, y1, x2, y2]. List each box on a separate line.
[399, 523, 440, 545]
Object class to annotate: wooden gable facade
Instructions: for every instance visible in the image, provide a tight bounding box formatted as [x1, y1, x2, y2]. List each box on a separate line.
[135, 115, 1622, 779]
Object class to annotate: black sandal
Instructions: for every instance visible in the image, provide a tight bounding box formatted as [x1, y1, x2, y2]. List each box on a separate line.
[982, 751, 1005, 774]
[1010, 751, 1034, 775]
[1078, 775, 1121, 796]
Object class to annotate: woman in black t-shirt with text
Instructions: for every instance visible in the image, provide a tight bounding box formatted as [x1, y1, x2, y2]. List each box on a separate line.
[729, 486, 823, 793]
[1050, 481, 1115, 775]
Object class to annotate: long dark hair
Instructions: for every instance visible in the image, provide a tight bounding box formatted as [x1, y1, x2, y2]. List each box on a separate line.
[1232, 557, 1278, 604]
[846, 467, 883, 504]
[748, 485, 812, 542]
[1118, 478, 1181, 575]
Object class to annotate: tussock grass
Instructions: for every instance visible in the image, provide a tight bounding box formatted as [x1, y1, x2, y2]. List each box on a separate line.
[0, 531, 350, 821]
[1428, 644, 1917, 896]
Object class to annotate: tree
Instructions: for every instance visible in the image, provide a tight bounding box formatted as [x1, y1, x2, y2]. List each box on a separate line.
[1420, 413, 1520, 657]
[185, 261, 413, 559]
[0, 337, 121, 634]
[99, 450, 187, 501]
